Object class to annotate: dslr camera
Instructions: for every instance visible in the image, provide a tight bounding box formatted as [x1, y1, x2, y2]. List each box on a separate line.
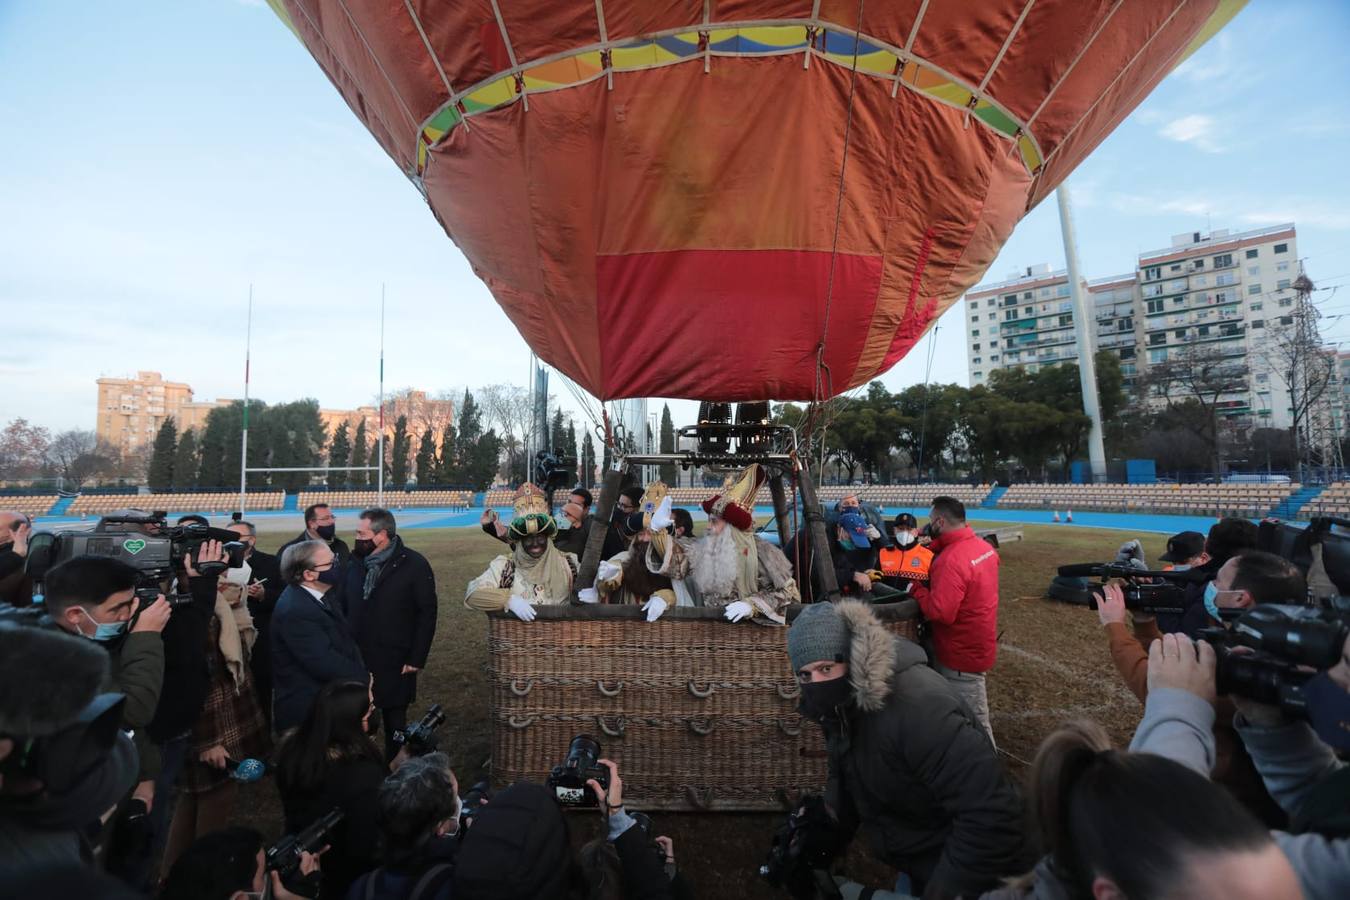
[759, 794, 849, 900]
[392, 703, 446, 756]
[547, 734, 610, 807]
[267, 807, 343, 887]
[24, 511, 248, 597]
[1201, 604, 1349, 717]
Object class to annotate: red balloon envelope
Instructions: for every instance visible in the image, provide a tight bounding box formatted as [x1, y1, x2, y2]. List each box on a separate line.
[269, 0, 1243, 401]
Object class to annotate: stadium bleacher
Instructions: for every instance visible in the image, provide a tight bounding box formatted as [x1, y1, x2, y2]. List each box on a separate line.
[0, 495, 59, 517]
[996, 482, 1297, 517]
[296, 490, 473, 511]
[1299, 482, 1350, 518]
[67, 492, 285, 516]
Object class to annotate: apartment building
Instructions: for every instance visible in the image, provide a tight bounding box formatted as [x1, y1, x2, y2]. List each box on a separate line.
[95, 371, 227, 455]
[963, 223, 1309, 428]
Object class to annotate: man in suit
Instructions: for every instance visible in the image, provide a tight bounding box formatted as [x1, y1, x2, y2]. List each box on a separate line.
[278, 502, 352, 572]
[344, 508, 438, 759]
[271, 540, 368, 734]
[227, 520, 283, 727]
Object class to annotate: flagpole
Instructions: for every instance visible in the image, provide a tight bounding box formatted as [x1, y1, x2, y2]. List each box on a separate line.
[377, 284, 386, 507]
[239, 285, 253, 516]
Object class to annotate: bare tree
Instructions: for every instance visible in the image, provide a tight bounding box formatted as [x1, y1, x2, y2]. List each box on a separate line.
[44, 430, 118, 487]
[1138, 342, 1249, 474]
[0, 418, 51, 480]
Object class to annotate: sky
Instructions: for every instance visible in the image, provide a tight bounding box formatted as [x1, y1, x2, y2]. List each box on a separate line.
[3, 1, 1349, 439]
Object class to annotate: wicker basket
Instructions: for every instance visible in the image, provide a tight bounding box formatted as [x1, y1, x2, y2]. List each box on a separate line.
[488, 602, 920, 811]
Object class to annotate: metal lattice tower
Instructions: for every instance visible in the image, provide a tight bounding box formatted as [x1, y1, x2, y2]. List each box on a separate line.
[1290, 267, 1344, 477]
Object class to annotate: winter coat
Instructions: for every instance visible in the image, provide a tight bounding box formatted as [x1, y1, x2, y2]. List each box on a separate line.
[922, 526, 1000, 673]
[107, 630, 165, 780]
[271, 584, 368, 733]
[783, 530, 877, 602]
[279, 755, 385, 899]
[554, 514, 625, 562]
[344, 538, 438, 709]
[822, 601, 1031, 900]
[147, 574, 217, 743]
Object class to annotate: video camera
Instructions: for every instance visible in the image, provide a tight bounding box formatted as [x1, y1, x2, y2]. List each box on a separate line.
[534, 452, 578, 495]
[267, 807, 343, 879]
[1054, 563, 1202, 616]
[546, 734, 610, 807]
[24, 511, 248, 593]
[392, 703, 446, 755]
[1200, 604, 1350, 717]
[758, 794, 848, 900]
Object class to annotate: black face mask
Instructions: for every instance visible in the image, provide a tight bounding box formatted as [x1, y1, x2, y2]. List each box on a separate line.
[315, 523, 337, 541]
[353, 539, 376, 558]
[798, 676, 853, 723]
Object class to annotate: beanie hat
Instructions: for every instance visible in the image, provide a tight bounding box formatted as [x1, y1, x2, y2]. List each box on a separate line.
[454, 782, 577, 900]
[0, 615, 109, 737]
[788, 602, 852, 673]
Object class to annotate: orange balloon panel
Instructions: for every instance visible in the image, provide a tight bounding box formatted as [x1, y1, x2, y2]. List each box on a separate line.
[273, 0, 1241, 400]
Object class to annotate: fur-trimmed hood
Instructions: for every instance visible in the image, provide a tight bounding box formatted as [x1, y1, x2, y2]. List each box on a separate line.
[833, 599, 926, 713]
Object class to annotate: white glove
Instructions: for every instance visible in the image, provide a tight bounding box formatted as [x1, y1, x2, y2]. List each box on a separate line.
[642, 596, 668, 622]
[865, 525, 882, 540]
[577, 587, 600, 604]
[506, 596, 537, 622]
[723, 600, 754, 623]
[649, 496, 674, 531]
[597, 560, 622, 582]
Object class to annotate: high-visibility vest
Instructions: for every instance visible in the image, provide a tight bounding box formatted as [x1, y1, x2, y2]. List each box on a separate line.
[878, 543, 932, 586]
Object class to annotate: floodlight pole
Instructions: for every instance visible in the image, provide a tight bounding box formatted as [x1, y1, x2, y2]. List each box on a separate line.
[1057, 183, 1107, 482]
[378, 285, 386, 507]
[239, 285, 253, 515]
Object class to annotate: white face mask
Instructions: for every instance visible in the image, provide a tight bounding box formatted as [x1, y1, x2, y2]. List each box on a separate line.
[224, 560, 252, 587]
[895, 531, 915, 545]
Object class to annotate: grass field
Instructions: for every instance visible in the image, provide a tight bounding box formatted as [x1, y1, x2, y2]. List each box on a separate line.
[232, 522, 1167, 898]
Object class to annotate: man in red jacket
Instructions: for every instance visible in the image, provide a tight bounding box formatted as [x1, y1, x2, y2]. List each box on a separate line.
[921, 496, 999, 745]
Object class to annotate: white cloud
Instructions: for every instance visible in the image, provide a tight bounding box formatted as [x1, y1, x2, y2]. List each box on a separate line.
[1159, 114, 1223, 153]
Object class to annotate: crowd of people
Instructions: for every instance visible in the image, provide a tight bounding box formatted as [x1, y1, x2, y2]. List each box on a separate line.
[2, 474, 1348, 898]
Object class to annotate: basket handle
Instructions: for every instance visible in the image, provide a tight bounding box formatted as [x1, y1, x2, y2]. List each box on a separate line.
[597, 680, 624, 697]
[776, 683, 802, 700]
[688, 717, 715, 736]
[508, 714, 537, 729]
[687, 681, 715, 699]
[596, 715, 626, 737]
[510, 679, 534, 696]
[684, 785, 714, 810]
[777, 718, 802, 737]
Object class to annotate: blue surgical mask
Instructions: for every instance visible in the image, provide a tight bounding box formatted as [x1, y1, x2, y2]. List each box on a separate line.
[555, 516, 571, 531]
[80, 608, 127, 642]
[1203, 581, 1221, 620]
[1171, 564, 1191, 572]
[1303, 672, 1350, 751]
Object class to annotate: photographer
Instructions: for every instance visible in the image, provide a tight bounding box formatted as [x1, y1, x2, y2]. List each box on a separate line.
[348, 751, 462, 899]
[0, 613, 138, 871]
[161, 826, 320, 900]
[786, 600, 1030, 899]
[453, 760, 678, 900]
[159, 543, 271, 873]
[1158, 518, 1257, 635]
[0, 510, 33, 606]
[1099, 549, 1303, 826]
[275, 679, 402, 898]
[1126, 633, 1350, 899]
[43, 556, 170, 802]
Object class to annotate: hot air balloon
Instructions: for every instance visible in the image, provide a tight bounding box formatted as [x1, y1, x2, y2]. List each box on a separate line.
[268, 1, 1243, 403]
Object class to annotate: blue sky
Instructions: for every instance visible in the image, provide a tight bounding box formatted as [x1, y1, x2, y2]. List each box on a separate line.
[3, 1, 1348, 436]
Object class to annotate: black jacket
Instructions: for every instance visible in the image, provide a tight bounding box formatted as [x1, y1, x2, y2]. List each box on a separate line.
[270, 583, 368, 733]
[278, 756, 384, 899]
[344, 538, 438, 709]
[0, 542, 33, 607]
[147, 574, 217, 742]
[244, 549, 284, 619]
[554, 515, 625, 562]
[783, 530, 877, 602]
[821, 601, 1031, 900]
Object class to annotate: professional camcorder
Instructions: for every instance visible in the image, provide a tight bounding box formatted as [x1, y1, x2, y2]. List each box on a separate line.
[267, 807, 343, 880]
[533, 452, 579, 495]
[546, 734, 610, 807]
[1200, 604, 1350, 717]
[24, 511, 248, 590]
[1053, 563, 1204, 616]
[392, 703, 446, 755]
[758, 794, 848, 900]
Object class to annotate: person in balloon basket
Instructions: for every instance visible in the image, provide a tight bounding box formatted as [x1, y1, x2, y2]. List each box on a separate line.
[878, 512, 933, 597]
[652, 464, 799, 623]
[787, 600, 1031, 899]
[465, 484, 579, 622]
[582, 481, 698, 620]
[919, 496, 1000, 745]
